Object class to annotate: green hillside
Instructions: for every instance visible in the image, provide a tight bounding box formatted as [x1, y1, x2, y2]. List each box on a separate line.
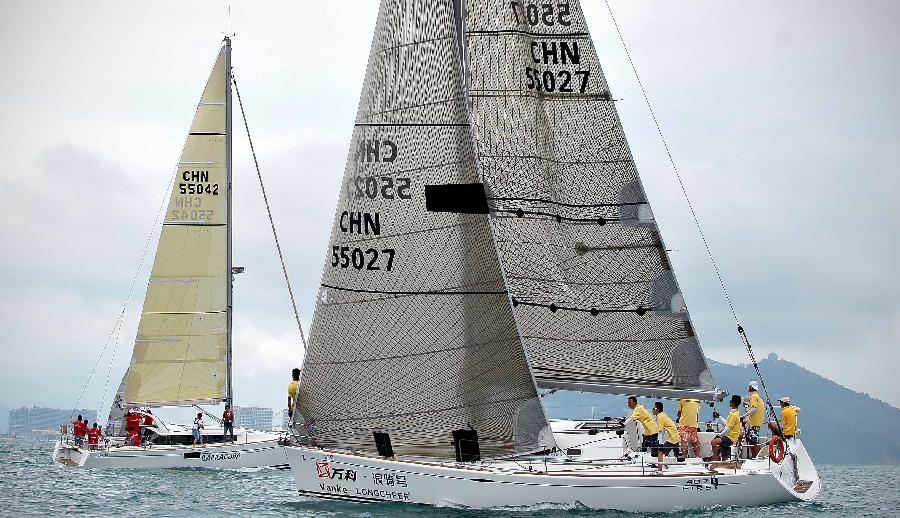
[542, 355, 900, 465]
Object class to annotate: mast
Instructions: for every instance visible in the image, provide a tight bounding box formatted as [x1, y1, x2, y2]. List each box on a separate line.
[224, 36, 234, 406]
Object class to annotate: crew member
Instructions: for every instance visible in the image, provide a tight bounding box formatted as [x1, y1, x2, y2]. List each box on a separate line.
[125, 410, 141, 437]
[769, 396, 800, 440]
[87, 422, 101, 450]
[743, 381, 765, 457]
[222, 404, 235, 443]
[626, 396, 659, 460]
[71, 415, 87, 447]
[287, 367, 301, 421]
[652, 401, 684, 470]
[142, 409, 154, 438]
[710, 395, 742, 461]
[676, 398, 701, 458]
[192, 412, 204, 446]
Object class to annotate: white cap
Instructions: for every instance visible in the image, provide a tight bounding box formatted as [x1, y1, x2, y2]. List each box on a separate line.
[748, 380, 759, 391]
[779, 396, 791, 404]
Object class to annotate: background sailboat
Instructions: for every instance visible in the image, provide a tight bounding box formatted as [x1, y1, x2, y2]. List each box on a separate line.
[54, 38, 290, 469]
[285, 0, 819, 511]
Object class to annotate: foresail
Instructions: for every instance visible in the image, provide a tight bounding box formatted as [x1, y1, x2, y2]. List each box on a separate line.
[465, 0, 716, 399]
[299, 0, 553, 460]
[124, 43, 230, 406]
[106, 372, 128, 435]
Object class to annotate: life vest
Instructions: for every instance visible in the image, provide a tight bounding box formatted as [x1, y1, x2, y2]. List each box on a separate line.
[768, 436, 786, 463]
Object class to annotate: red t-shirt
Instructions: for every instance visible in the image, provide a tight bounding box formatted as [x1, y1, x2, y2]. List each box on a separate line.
[125, 414, 141, 432]
[222, 410, 234, 424]
[72, 420, 86, 437]
[143, 415, 154, 426]
[88, 427, 100, 445]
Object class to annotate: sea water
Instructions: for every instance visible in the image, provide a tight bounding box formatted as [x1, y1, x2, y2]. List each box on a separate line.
[3, 438, 897, 517]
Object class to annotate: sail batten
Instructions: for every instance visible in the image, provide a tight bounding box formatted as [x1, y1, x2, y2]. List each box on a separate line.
[123, 43, 231, 406]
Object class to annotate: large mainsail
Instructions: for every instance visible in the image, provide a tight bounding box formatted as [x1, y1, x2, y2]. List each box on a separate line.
[464, 0, 716, 399]
[123, 41, 232, 406]
[299, 0, 553, 459]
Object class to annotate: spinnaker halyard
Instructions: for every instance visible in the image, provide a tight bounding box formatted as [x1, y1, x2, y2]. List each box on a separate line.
[285, 0, 819, 511]
[53, 38, 290, 470]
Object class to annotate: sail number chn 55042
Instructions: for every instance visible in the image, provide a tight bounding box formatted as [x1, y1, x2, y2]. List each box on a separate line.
[179, 170, 219, 196]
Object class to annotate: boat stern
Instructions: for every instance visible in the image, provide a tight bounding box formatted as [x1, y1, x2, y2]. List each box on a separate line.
[52, 439, 88, 467]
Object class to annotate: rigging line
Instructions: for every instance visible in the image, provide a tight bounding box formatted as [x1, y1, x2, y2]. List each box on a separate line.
[98, 309, 125, 421]
[231, 73, 308, 350]
[604, 0, 739, 326]
[606, 1, 775, 410]
[70, 149, 179, 418]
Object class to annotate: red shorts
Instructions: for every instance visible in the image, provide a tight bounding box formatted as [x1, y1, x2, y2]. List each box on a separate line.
[678, 426, 698, 443]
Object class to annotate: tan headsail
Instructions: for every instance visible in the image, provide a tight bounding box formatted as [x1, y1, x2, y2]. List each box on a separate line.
[124, 41, 231, 406]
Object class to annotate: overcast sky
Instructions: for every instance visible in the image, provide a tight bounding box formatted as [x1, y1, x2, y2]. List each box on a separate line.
[1, 0, 897, 419]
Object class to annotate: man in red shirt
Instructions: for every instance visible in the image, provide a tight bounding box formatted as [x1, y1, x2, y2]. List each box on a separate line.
[87, 423, 101, 450]
[71, 414, 87, 447]
[142, 410, 154, 438]
[125, 410, 142, 436]
[222, 405, 235, 444]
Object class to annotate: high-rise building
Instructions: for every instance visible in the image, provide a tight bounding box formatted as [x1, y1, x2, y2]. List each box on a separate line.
[9, 407, 98, 436]
[233, 406, 272, 431]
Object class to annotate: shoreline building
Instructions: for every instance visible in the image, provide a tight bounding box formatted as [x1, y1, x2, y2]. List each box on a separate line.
[9, 407, 97, 436]
[233, 406, 273, 432]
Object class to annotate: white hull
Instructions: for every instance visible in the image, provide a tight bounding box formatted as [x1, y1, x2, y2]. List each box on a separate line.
[53, 433, 289, 469]
[286, 425, 820, 512]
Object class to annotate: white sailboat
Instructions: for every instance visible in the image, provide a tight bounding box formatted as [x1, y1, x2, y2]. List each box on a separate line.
[53, 37, 289, 469]
[284, 0, 819, 511]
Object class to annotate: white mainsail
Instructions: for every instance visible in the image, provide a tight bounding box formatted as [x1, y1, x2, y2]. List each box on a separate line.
[298, 0, 553, 460]
[465, 0, 716, 399]
[124, 41, 232, 406]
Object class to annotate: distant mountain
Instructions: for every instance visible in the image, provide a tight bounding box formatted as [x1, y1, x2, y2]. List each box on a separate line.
[542, 355, 900, 465]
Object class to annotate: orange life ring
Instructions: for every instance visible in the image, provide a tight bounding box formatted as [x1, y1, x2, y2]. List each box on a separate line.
[768, 436, 786, 463]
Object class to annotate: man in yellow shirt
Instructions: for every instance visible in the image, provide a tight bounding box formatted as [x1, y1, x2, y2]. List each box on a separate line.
[652, 402, 684, 470]
[287, 367, 301, 422]
[769, 396, 800, 439]
[710, 395, 742, 461]
[676, 398, 701, 458]
[626, 396, 659, 460]
[742, 381, 766, 457]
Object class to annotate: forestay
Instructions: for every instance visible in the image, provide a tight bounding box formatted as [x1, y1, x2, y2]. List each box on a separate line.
[124, 43, 231, 406]
[464, 0, 716, 399]
[299, 0, 553, 460]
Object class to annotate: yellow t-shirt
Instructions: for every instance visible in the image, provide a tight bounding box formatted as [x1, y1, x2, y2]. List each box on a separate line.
[725, 409, 741, 442]
[656, 411, 679, 445]
[630, 404, 658, 436]
[288, 380, 299, 400]
[748, 391, 765, 427]
[677, 399, 700, 428]
[781, 406, 799, 436]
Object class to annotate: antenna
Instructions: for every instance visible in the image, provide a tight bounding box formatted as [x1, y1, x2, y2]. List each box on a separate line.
[224, 2, 235, 39]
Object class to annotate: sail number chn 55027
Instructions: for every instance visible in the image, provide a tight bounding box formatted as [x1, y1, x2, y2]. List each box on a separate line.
[510, 2, 591, 94]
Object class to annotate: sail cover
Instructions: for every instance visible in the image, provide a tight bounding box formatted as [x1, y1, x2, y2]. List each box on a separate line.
[299, 0, 553, 460]
[124, 43, 230, 406]
[464, 0, 716, 399]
